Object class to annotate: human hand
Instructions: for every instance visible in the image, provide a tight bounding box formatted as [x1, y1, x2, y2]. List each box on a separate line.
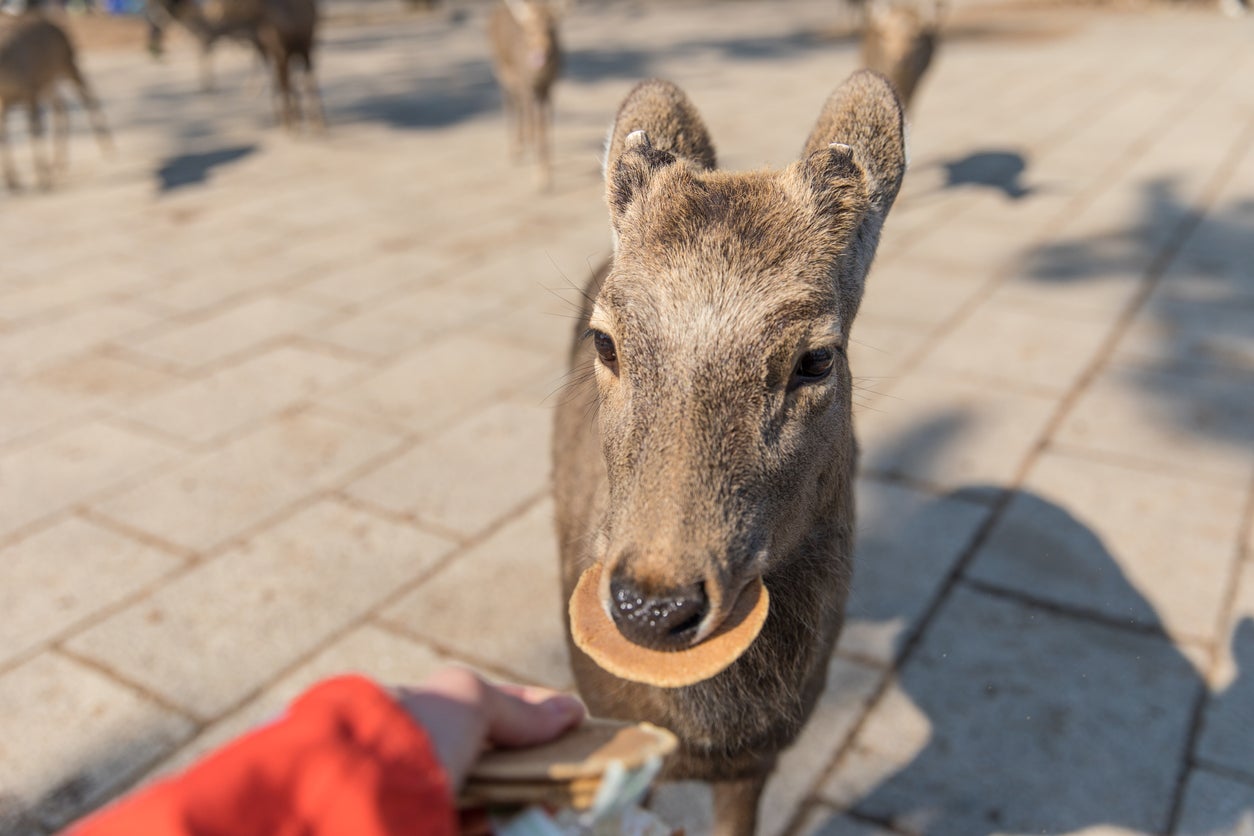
[393, 667, 586, 791]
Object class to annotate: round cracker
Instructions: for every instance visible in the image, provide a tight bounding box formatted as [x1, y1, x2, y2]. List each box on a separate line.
[469, 718, 677, 783]
[569, 563, 770, 688]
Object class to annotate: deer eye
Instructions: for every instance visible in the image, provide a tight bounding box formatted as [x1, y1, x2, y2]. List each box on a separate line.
[790, 347, 837, 389]
[591, 330, 618, 366]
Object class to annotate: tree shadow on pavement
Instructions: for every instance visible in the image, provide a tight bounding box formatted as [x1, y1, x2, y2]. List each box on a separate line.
[807, 412, 1254, 835]
[1018, 177, 1254, 449]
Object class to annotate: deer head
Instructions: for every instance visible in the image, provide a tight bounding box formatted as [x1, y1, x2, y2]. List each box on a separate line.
[581, 72, 906, 651]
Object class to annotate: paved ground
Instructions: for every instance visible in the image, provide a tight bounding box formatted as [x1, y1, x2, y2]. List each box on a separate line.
[2, 1, 1253, 833]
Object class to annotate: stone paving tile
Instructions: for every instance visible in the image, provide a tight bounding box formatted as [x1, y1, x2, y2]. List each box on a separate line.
[0, 304, 159, 378]
[310, 284, 512, 359]
[28, 353, 183, 405]
[800, 807, 897, 836]
[1197, 570, 1254, 782]
[985, 267, 1147, 324]
[0, 265, 151, 325]
[968, 450, 1246, 644]
[293, 250, 460, 309]
[0, 653, 193, 832]
[856, 256, 989, 328]
[92, 410, 400, 554]
[67, 500, 454, 719]
[1054, 363, 1254, 488]
[318, 333, 553, 436]
[120, 295, 334, 371]
[146, 624, 451, 779]
[847, 316, 932, 392]
[822, 586, 1199, 836]
[1113, 287, 1254, 375]
[839, 479, 992, 665]
[347, 398, 551, 538]
[759, 657, 887, 836]
[917, 299, 1113, 395]
[0, 518, 181, 669]
[380, 498, 570, 688]
[1174, 768, 1254, 836]
[0, 383, 96, 449]
[125, 345, 362, 444]
[855, 375, 1058, 490]
[0, 422, 176, 541]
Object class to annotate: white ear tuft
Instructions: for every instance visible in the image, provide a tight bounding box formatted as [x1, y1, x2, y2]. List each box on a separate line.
[625, 130, 651, 150]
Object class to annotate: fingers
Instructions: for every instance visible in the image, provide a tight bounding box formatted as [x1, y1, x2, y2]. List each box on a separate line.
[481, 681, 585, 749]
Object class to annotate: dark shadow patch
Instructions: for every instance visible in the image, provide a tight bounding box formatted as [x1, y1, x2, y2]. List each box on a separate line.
[155, 144, 256, 191]
[941, 150, 1032, 200]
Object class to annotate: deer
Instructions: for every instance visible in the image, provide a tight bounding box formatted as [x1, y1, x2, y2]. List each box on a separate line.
[552, 70, 906, 836]
[860, 0, 940, 111]
[0, 9, 111, 192]
[487, 0, 561, 189]
[147, 0, 323, 130]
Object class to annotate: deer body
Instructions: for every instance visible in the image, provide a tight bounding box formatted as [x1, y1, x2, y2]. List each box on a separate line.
[0, 12, 110, 191]
[487, 0, 561, 188]
[861, 4, 938, 110]
[553, 74, 905, 835]
[149, 0, 323, 129]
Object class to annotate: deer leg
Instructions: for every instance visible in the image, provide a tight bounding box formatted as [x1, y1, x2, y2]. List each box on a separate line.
[275, 52, 296, 129]
[1, 101, 18, 192]
[710, 774, 768, 836]
[50, 94, 69, 173]
[535, 92, 552, 190]
[27, 100, 52, 190]
[300, 54, 326, 132]
[503, 89, 522, 161]
[69, 68, 112, 155]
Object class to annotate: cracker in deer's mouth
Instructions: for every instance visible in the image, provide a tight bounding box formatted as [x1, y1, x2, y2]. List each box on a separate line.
[569, 563, 770, 688]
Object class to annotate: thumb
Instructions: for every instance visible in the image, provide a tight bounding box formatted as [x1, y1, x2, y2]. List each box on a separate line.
[482, 685, 585, 749]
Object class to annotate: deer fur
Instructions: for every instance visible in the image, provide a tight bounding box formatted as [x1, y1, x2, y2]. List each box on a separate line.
[0, 11, 111, 192]
[487, 0, 561, 189]
[861, 1, 939, 111]
[552, 72, 905, 835]
[149, 0, 323, 130]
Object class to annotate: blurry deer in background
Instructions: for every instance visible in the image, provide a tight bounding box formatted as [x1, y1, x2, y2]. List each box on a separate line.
[147, 0, 324, 130]
[0, 10, 111, 191]
[487, 0, 561, 189]
[861, 0, 941, 111]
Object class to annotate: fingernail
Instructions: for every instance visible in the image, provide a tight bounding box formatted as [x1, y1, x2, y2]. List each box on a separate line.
[546, 695, 584, 721]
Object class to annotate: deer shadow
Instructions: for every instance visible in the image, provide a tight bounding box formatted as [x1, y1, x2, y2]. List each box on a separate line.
[154, 144, 257, 191]
[939, 150, 1032, 200]
[807, 412, 1254, 835]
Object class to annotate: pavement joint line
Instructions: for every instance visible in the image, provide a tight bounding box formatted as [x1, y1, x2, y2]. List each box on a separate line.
[1044, 439, 1254, 492]
[74, 506, 202, 564]
[118, 488, 557, 796]
[856, 469, 1004, 507]
[786, 93, 1254, 835]
[960, 576, 1199, 644]
[1190, 758, 1254, 791]
[369, 617, 565, 691]
[331, 490, 471, 547]
[52, 644, 204, 726]
[855, 32, 1244, 410]
[0, 545, 198, 682]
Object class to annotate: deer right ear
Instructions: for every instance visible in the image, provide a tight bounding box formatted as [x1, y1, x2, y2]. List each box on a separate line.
[801, 70, 906, 224]
[604, 80, 717, 236]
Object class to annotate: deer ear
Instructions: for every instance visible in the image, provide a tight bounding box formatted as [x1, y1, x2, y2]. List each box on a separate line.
[802, 70, 906, 226]
[604, 79, 716, 233]
[800, 71, 906, 324]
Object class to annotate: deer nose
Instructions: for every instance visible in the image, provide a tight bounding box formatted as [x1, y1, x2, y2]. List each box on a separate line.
[608, 573, 709, 651]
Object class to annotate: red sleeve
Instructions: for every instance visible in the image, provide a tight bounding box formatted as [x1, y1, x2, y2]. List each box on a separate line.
[68, 675, 457, 836]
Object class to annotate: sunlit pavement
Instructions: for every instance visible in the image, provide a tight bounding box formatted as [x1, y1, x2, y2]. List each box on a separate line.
[1, 2, 1252, 833]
